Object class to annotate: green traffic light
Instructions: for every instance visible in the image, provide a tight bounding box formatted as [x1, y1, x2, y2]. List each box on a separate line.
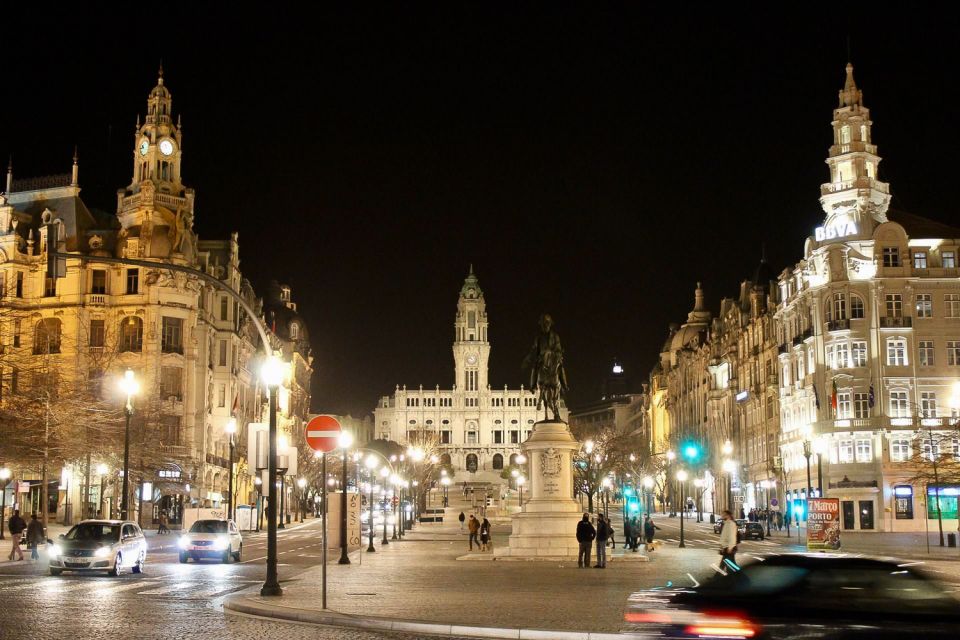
[682, 443, 700, 461]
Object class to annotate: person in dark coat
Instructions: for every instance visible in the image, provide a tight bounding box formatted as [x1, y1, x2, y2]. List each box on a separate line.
[643, 514, 659, 549]
[25, 514, 45, 561]
[7, 510, 26, 561]
[575, 513, 595, 568]
[623, 517, 633, 551]
[458, 511, 466, 531]
[479, 518, 492, 551]
[594, 514, 609, 568]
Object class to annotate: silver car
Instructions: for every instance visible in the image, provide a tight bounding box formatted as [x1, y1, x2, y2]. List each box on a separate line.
[49, 520, 147, 576]
[178, 519, 243, 563]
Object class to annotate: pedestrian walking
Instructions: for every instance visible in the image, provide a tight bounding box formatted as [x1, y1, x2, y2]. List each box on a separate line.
[480, 517, 491, 551]
[458, 511, 465, 531]
[575, 513, 595, 568]
[718, 509, 738, 573]
[25, 514, 44, 561]
[623, 516, 633, 551]
[467, 514, 480, 550]
[630, 516, 640, 551]
[643, 514, 659, 550]
[594, 514, 609, 568]
[7, 509, 26, 561]
[157, 509, 170, 534]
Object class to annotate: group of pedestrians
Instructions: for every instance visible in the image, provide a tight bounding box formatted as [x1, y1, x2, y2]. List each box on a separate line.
[745, 507, 784, 531]
[575, 512, 660, 568]
[7, 510, 46, 562]
[463, 512, 492, 551]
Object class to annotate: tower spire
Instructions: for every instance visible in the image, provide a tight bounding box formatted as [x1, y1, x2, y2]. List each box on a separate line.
[5, 155, 11, 194]
[71, 145, 79, 187]
[158, 60, 164, 86]
[839, 62, 862, 107]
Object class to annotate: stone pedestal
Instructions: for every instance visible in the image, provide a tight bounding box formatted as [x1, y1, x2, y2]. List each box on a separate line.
[494, 420, 584, 559]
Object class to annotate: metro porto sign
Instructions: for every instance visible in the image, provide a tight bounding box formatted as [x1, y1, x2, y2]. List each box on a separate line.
[815, 219, 857, 242]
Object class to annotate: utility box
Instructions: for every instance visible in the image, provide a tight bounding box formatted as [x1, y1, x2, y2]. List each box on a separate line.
[325, 492, 362, 551]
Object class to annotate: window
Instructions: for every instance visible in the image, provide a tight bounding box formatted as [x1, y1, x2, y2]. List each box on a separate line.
[220, 296, 228, 321]
[467, 431, 477, 444]
[89, 319, 105, 348]
[467, 311, 476, 329]
[854, 392, 870, 419]
[885, 294, 902, 318]
[886, 338, 907, 366]
[913, 252, 928, 269]
[161, 367, 183, 401]
[851, 295, 864, 319]
[943, 251, 957, 268]
[832, 293, 847, 321]
[218, 384, 226, 408]
[466, 370, 478, 391]
[890, 391, 910, 418]
[91, 270, 107, 294]
[33, 318, 62, 354]
[855, 439, 873, 462]
[510, 430, 519, 444]
[492, 453, 503, 470]
[219, 340, 227, 367]
[835, 343, 849, 369]
[946, 294, 960, 318]
[918, 340, 934, 367]
[161, 415, 181, 445]
[43, 276, 56, 297]
[119, 317, 143, 352]
[290, 322, 299, 340]
[15, 272, 23, 298]
[838, 440, 854, 463]
[851, 341, 867, 367]
[949, 341, 960, 366]
[126, 269, 139, 294]
[891, 439, 911, 462]
[465, 397, 478, 407]
[440, 431, 451, 445]
[916, 294, 932, 318]
[13, 318, 21, 347]
[920, 392, 937, 417]
[882, 247, 900, 267]
[493, 430, 503, 444]
[161, 317, 183, 354]
[923, 441, 939, 461]
[837, 392, 851, 419]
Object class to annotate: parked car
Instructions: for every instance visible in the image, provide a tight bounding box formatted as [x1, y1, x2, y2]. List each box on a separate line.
[178, 518, 242, 563]
[740, 521, 765, 540]
[49, 520, 146, 577]
[623, 553, 960, 639]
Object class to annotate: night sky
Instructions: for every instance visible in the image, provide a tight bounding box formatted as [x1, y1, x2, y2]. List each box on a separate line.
[2, 8, 957, 416]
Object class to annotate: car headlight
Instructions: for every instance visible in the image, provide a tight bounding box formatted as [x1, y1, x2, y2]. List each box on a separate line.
[94, 546, 112, 558]
[178, 536, 190, 549]
[49, 544, 62, 558]
[211, 537, 229, 551]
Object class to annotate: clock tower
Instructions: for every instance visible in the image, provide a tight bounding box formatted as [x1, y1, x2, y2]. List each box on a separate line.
[453, 265, 490, 393]
[116, 66, 196, 260]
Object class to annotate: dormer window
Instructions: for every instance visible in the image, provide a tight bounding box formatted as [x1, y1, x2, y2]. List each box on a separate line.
[882, 247, 900, 268]
[290, 322, 299, 340]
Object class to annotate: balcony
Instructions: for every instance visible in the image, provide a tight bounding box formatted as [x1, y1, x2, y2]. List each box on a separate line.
[85, 293, 107, 306]
[826, 319, 850, 332]
[879, 316, 912, 328]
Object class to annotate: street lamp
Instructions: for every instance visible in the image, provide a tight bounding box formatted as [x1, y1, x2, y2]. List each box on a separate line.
[0, 467, 10, 540]
[380, 466, 390, 545]
[225, 418, 237, 522]
[260, 354, 285, 597]
[666, 450, 676, 515]
[642, 476, 655, 514]
[693, 478, 705, 522]
[253, 476, 263, 532]
[722, 458, 736, 513]
[118, 369, 139, 521]
[812, 437, 826, 497]
[96, 464, 109, 519]
[676, 469, 688, 548]
[517, 475, 526, 507]
[365, 455, 379, 552]
[338, 430, 354, 565]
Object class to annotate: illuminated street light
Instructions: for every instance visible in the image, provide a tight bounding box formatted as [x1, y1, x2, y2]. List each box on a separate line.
[118, 369, 139, 521]
[379, 466, 390, 545]
[676, 469, 689, 548]
[584, 440, 594, 455]
[722, 440, 733, 456]
[516, 454, 527, 465]
[260, 354, 285, 597]
[225, 418, 237, 521]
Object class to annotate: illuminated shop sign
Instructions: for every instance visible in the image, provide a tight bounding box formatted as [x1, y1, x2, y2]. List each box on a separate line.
[815, 220, 857, 242]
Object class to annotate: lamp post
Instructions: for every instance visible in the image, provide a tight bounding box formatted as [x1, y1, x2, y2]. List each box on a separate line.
[642, 476, 654, 515]
[812, 437, 826, 497]
[676, 469, 688, 548]
[722, 458, 736, 514]
[118, 369, 139, 521]
[0, 467, 10, 539]
[693, 478, 705, 522]
[365, 455, 379, 552]
[802, 439, 813, 519]
[225, 418, 236, 522]
[338, 431, 354, 564]
[601, 476, 612, 517]
[666, 450, 676, 515]
[254, 477, 263, 532]
[380, 466, 390, 545]
[517, 475, 526, 507]
[760, 480, 774, 537]
[297, 477, 307, 523]
[260, 354, 285, 597]
[96, 464, 108, 519]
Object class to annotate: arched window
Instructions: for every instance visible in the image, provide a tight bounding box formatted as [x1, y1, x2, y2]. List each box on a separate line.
[509, 453, 518, 466]
[290, 322, 299, 340]
[440, 453, 451, 465]
[466, 454, 478, 472]
[492, 454, 504, 470]
[119, 317, 143, 352]
[851, 295, 865, 319]
[34, 318, 62, 354]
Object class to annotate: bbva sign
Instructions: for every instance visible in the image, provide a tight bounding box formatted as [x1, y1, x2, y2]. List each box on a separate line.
[815, 219, 857, 242]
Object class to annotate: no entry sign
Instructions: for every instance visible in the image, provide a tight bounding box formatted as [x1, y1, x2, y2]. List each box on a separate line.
[305, 415, 342, 453]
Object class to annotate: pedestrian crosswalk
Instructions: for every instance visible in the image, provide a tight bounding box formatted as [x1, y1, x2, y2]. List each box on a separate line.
[0, 574, 257, 600]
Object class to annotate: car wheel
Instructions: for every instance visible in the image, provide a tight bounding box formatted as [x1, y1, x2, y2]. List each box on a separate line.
[233, 544, 242, 562]
[179, 552, 189, 564]
[111, 553, 123, 577]
[132, 551, 145, 574]
[50, 568, 62, 576]
[223, 547, 232, 564]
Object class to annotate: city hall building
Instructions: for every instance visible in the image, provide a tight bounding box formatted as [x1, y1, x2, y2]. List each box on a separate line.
[374, 268, 567, 486]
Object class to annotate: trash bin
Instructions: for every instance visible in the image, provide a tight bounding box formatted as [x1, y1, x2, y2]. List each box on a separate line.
[948, 533, 957, 548]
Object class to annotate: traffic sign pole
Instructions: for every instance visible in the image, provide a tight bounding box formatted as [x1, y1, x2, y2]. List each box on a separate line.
[304, 415, 343, 610]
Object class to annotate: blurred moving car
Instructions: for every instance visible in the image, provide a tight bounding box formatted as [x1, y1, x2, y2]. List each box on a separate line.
[623, 553, 960, 639]
[49, 520, 146, 576]
[740, 521, 765, 540]
[178, 519, 242, 563]
[713, 518, 745, 535]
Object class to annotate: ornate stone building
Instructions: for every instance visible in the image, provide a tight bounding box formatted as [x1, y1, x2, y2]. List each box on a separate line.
[374, 268, 566, 486]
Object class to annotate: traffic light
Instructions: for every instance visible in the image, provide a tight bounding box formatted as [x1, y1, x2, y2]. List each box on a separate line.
[627, 497, 641, 513]
[680, 440, 701, 464]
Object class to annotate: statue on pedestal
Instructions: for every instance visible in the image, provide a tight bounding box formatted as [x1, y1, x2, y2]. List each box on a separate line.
[523, 314, 569, 422]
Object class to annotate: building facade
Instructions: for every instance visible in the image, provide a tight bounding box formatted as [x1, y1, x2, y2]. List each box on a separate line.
[374, 268, 566, 486]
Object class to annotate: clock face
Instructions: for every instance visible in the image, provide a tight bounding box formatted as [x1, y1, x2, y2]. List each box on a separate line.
[139, 139, 149, 156]
[466, 354, 478, 366]
[159, 139, 174, 156]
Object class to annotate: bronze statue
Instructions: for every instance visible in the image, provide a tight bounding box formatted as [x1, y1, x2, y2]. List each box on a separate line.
[523, 314, 569, 422]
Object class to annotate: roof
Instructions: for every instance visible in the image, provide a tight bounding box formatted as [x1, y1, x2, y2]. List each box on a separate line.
[7, 191, 99, 252]
[887, 208, 960, 239]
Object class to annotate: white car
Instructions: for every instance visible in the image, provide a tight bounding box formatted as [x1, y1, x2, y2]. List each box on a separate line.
[178, 519, 242, 563]
[49, 520, 147, 576]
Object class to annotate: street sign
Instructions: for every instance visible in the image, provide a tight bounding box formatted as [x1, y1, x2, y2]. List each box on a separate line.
[305, 415, 342, 453]
[770, 498, 778, 507]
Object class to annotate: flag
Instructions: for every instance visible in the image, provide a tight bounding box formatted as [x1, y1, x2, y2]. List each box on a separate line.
[813, 384, 821, 410]
[868, 382, 875, 408]
[831, 379, 838, 413]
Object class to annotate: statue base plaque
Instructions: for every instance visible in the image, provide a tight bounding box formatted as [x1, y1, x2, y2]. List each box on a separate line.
[494, 420, 584, 560]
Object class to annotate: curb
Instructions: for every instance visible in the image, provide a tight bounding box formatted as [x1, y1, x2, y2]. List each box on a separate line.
[223, 595, 647, 639]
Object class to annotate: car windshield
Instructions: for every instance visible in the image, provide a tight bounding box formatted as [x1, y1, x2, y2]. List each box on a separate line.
[189, 520, 228, 534]
[65, 524, 121, 542]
